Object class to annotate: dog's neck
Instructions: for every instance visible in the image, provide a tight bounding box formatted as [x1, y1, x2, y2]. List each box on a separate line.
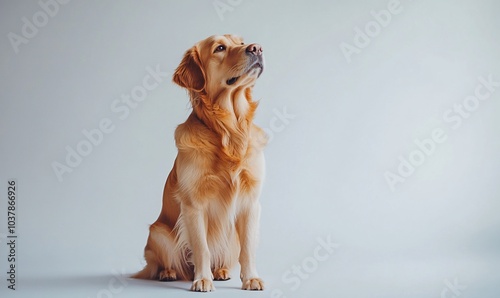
[190, 88, 258, 162]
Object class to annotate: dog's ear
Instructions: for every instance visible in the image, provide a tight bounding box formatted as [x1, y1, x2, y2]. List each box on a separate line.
[173, 46, 205, 92]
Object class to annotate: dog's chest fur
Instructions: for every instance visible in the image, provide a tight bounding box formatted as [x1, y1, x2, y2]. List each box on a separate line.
[174, 112, 265, 206]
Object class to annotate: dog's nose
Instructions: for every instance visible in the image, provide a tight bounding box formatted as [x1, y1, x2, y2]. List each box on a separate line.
[246, 43, 263, 56]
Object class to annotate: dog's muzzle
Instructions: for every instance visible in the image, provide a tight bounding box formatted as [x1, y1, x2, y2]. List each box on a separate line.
[226, 43, 264, 85]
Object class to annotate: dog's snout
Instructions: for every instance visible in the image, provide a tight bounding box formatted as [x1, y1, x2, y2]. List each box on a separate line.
[246, 43, 263, 56]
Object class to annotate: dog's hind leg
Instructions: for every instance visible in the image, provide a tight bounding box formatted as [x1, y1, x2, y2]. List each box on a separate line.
[133, 222, 189, 281]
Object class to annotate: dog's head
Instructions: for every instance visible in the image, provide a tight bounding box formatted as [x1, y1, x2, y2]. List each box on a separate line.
[173, 34, 264, 96]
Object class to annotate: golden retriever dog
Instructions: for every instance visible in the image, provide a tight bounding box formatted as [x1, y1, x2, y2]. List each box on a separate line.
[133, 34, 266, 292]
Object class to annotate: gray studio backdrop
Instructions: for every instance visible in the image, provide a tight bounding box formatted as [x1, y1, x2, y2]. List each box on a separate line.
[1, 0, 500, 297]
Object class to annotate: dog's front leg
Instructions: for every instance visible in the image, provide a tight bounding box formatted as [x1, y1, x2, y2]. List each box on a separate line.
[236, 202, 264, 290]
[183, 205, 214, 292]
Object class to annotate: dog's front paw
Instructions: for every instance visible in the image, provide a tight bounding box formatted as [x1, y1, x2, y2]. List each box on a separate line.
[213, 268, 231, 281]
[191, 278, 215, 292]
[242, 278, 264, 290]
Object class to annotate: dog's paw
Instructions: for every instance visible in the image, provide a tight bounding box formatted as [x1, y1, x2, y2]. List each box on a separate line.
[213, 268, 231, 281]
[191, 278, 215, 292]
[242, 278, 264, 290]
[158, 269, 177, 281]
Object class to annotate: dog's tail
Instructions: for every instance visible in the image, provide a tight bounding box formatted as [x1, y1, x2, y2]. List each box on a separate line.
[131, 263, 159, 280]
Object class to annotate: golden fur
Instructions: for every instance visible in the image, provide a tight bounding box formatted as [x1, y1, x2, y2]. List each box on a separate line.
[133, 34, 266, 292]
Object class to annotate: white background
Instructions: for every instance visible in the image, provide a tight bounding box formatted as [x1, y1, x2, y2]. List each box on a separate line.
[1, 0, 500, 297]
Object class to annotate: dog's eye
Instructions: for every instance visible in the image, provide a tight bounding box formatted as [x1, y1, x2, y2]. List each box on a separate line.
[214, 45, 226, 53]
